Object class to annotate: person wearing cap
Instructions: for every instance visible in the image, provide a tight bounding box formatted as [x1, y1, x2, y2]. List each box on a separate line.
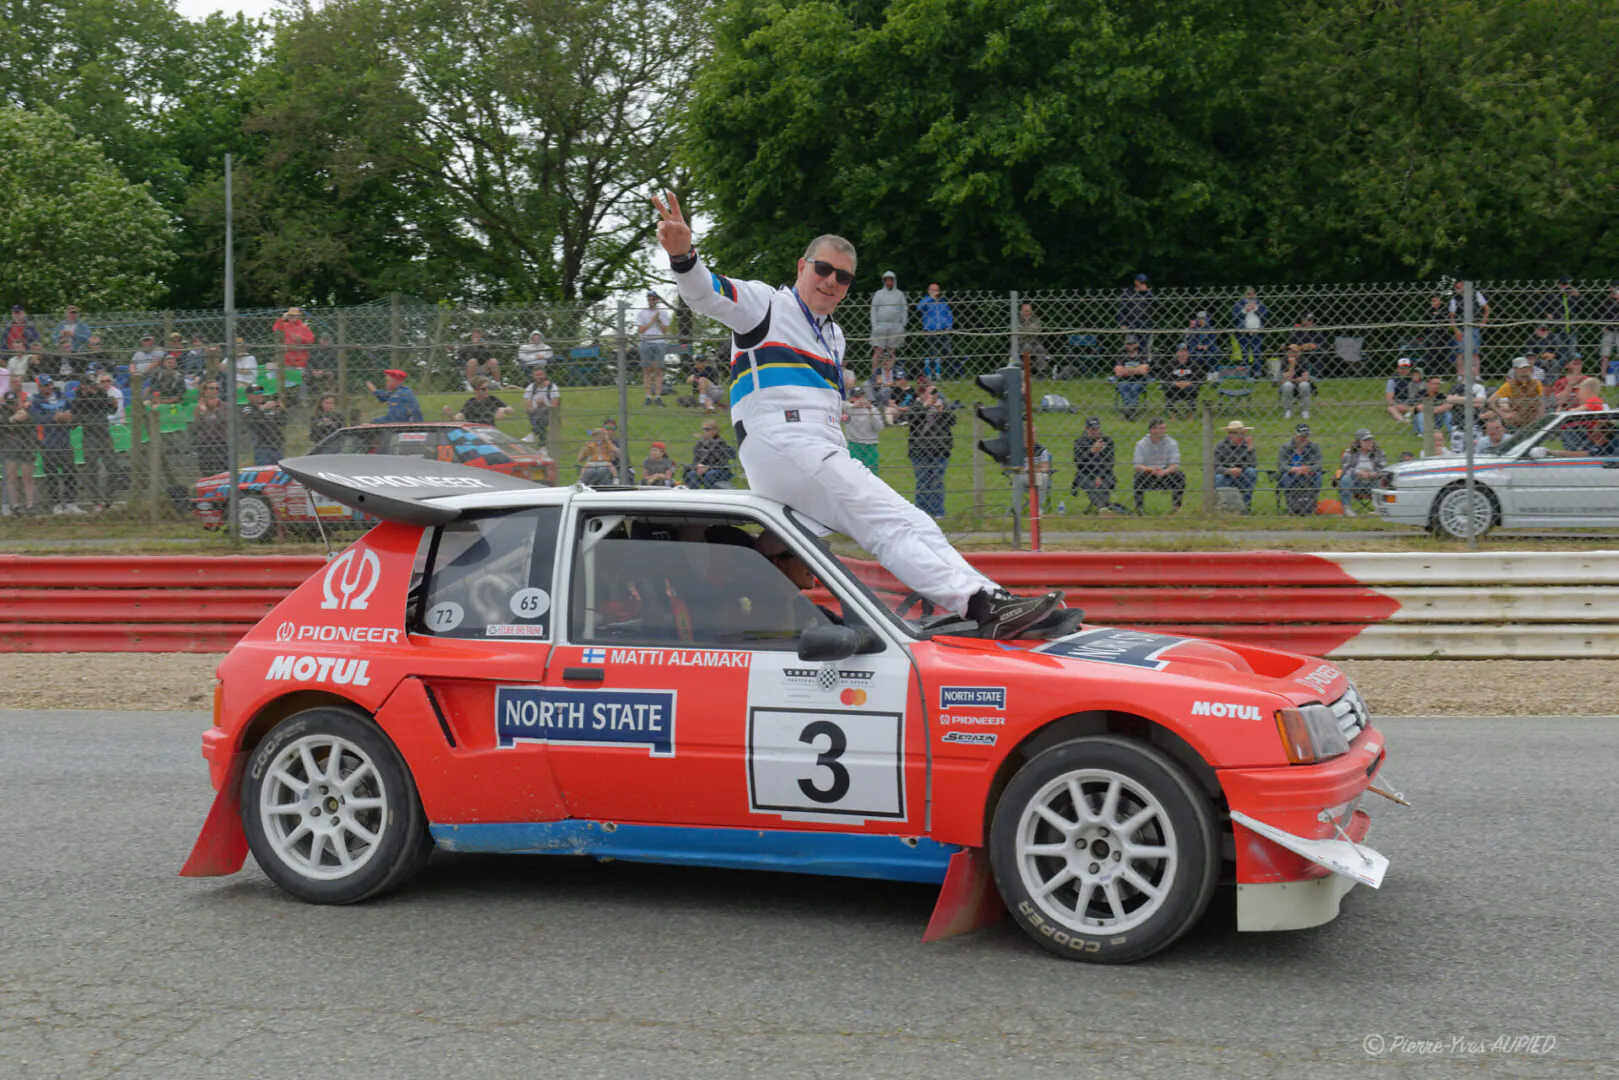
[1071, 416, 1117, 512]
[869, 270, 908, 382]
[1131, 417, 1183, 514]
[366, 368, 423, 423]
[1118, 274, 1156, 362]
[130, 333, 164, 377]
[1, 389, 41, 515]
[1277, 423, 1322, 516]
[4, 306, 42, 361]
[522, 365, 561, 446]
[653, 190, 1060, 636]
[1213, 420, 1257, 511]
[272, 307, 314, 371]
[685, 418, 735, 488]
[684, 350, 724, 413]
[1492, 357, 1545, 429]
[240, 384, 286, 466]
[1337, 429, 1387, 517]
[51, 305, 92, 353]
[1537, 277, 1582, 360]
[1113, 336, 1151, 419]
[842, 385, 884, 473]
[518, 330, 554, 371]
[1186, 311, 1218, 372]
[1159, 345, 1200, 421]
[642, 440, 677, 487]
[915, 282, 954, 381]
[1385, 357, 1423, 426]
[636, 291, 673, 406]
[1231, 288, 1267, 377]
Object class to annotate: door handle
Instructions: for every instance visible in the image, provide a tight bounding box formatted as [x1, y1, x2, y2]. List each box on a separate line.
[562, 666, 605, 683]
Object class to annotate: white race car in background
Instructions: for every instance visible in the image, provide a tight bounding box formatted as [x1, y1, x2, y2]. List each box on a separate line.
[1375, 408, 1619, 538]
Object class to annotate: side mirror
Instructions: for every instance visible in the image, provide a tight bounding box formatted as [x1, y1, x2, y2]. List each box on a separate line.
[797, 625, 860, 663]
[1529, 446, 1549, 460]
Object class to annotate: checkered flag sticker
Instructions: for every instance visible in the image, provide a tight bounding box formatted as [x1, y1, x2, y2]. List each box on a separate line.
[817, 665, 839, 693]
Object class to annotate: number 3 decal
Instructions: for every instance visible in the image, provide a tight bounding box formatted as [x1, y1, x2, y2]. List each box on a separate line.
[796, 720, 851, 804]
[748, 708, 904, 820]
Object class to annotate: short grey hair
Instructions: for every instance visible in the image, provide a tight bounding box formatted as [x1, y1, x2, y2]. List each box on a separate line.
[803, 234, 857, 269]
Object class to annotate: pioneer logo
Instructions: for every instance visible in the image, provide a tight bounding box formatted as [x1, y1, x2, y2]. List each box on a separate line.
[320, 548, 382, 611]
[1190, 701, 1263, 721]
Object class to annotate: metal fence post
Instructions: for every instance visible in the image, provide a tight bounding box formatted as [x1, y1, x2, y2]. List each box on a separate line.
[224, 152, 238, 543]
[336, 308, 349, 421]
[1200, 400, 1215, 512]
[1009, 290, 1020, 366]
[971, 413, 984, 509]
[1463, 282, 1478, 550]
[615, 301, 630, 480]
[389, 292, 402, 391]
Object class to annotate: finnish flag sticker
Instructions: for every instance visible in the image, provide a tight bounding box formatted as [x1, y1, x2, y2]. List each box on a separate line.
[581, 647, 607, 664]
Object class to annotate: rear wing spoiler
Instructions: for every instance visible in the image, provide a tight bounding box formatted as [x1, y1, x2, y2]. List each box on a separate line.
[279, 454, 543, 526]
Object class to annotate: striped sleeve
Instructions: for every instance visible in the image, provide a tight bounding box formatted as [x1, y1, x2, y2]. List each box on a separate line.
[672, 253, 775, 335]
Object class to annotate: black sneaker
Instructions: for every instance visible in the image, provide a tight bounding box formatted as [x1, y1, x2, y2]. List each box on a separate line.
[1023, 605, 1086, 639]
[967, 589, 1064, 639]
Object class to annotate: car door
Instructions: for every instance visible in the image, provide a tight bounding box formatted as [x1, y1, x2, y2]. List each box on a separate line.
[1511, 417, 1618, 522]
[408, 505, 571, 823]
[539, 505, 927, 835]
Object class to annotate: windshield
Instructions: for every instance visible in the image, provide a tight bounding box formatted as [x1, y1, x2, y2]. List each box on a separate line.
[1490, 414, 1560, 457]
[465, 425, 529, 450]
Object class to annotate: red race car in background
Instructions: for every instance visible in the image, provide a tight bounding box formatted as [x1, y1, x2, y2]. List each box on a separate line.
[190, 423, 555, 541]
[181, 455, 1406, 962]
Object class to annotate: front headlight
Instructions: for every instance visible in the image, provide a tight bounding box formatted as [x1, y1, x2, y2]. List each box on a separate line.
[1275, 705, 1352, 764]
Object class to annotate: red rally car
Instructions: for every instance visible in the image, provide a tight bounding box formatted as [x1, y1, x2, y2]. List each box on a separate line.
[182, 454, 1404, 963]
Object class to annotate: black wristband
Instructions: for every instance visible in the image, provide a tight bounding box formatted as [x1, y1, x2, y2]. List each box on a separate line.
[670, 247, 699, 273]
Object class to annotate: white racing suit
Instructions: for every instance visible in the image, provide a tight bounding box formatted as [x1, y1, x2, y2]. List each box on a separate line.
[673, 254, 996, 615]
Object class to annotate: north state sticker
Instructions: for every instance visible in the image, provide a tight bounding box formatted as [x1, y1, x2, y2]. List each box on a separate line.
[495, 686, 675, 756]
[940, 686, 1007, 710]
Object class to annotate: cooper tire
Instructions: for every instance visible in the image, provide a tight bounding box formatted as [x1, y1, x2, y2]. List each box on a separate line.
[240, 707, 432, 904]
[990, 735, 1219, 963]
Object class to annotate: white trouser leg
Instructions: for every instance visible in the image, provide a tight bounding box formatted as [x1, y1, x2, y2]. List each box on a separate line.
[739, 421, 996, 615]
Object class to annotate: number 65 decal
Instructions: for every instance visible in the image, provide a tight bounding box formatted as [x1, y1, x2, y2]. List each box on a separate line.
[748, 708, 905, 820]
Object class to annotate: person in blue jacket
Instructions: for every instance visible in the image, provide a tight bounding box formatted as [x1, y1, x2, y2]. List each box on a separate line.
[29, 375, 79, 512]
[366, 369, 423, 423]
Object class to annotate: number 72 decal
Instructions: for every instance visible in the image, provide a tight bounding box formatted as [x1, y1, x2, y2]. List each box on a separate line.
[747, 708, 905, 820]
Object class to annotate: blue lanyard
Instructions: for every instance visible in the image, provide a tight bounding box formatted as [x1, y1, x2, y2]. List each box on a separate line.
[791, 288, 844, 399]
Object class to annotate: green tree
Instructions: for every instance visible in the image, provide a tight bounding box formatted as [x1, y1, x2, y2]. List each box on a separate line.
[1254, 0, 1619, 280]
[193, 0, 705, 306]
[685, 0, 1282, 289]
[0, 105, 175, 309]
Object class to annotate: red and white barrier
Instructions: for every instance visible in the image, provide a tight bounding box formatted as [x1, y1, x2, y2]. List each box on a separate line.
[0, 551, 1611, 657]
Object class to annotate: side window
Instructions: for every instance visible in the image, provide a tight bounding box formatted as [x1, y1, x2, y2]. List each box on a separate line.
[567, 514, 870, 648]
[413, 507, 560, 640]
[382, 429, 436, 458]
[319, 429, 377, 455]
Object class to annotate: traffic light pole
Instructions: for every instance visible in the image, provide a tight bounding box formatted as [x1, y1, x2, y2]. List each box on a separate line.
[1021, 351, 1040, 550]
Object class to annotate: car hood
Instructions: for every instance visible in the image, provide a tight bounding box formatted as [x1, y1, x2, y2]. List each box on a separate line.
[933, 625, 1353, 708]
[1385, 454, 1513, 478]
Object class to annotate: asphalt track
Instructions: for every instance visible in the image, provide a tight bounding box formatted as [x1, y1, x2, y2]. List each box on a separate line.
[2, 710, 1614, 1080]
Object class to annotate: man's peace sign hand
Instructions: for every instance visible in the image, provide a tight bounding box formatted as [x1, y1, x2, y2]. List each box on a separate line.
[651, 190, 692, 257]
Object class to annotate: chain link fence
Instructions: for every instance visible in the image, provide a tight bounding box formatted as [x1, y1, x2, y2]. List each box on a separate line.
[2, 279, 1613, 539]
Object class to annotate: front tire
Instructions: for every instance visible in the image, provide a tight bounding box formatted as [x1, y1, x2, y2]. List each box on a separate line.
[1430, 483, 1497, 539]
[241, 708, 432, 904]
[990, 736, 1219, 963]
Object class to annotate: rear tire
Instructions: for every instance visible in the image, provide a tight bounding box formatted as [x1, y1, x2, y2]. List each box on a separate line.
[990, 736, 1219, 963]
[241, 708, 432, 904]
[236, 494, 275, 542]
[1430, 483, 1497, 539]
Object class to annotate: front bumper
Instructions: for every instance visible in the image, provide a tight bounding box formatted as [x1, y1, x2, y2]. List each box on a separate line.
[1220, 725, 1399, 931]
[1372, 486, 1431, 526]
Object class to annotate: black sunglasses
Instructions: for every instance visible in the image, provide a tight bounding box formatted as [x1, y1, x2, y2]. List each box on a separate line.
[809, 260, 855, 287]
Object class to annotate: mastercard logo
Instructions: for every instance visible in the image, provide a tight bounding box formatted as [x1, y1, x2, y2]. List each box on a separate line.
[840, 688, 867, 706]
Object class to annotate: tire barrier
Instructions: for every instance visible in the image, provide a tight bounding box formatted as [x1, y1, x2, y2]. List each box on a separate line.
[0, 551, 1612, 657]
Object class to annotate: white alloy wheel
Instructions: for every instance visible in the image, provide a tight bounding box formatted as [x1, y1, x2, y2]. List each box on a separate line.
[236, 494, 274, 542]
[1433, 484, 1494, 539]
[258, 734, 388, 881]
[1014, 768, 1179, 935]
